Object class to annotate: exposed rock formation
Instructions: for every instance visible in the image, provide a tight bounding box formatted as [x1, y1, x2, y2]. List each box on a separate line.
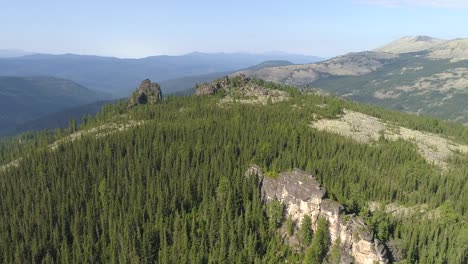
[195, 74, 289, 104]
[195, 76, 232, 95]
[127, 79, 162, 108]
[246, 165, 389, 264]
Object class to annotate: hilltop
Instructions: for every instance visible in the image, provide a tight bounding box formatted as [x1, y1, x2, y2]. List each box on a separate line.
[1, 79, 466, 263]
[375, 36, 446, 53]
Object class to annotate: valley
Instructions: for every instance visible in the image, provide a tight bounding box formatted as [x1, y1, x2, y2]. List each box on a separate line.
[0, 76, 107, 134]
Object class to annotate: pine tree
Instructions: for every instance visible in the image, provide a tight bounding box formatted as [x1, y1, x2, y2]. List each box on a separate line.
[300, 215, 313, 246]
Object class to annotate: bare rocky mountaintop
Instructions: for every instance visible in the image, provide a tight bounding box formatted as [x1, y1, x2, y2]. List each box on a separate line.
[376, 36, 468, 62]
[375, 36, 446, 54]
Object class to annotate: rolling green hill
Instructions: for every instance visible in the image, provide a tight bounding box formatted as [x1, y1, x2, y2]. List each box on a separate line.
[0, 78, 467, 263]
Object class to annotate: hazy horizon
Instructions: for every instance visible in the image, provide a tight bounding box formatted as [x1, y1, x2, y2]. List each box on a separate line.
[0, 48, 326, 59]
[2, 0, 468, 58]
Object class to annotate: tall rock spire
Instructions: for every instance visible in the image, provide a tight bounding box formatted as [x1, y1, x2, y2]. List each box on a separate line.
[127, 79, 162, 108]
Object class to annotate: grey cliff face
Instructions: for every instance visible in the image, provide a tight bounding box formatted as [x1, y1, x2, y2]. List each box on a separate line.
[246, 166, 389, 264]
[128, 79, 162, 108]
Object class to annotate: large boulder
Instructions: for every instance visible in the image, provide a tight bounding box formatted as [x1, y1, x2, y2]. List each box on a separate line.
[128, 79, 162, 108]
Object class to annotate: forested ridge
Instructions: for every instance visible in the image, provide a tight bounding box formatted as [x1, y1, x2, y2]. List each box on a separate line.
[0, 83, 467, 263]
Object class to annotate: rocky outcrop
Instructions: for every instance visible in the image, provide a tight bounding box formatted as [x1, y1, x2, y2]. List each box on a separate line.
[195, 74, 290, 104]
[127, 79, 162, 108]
[246, 165, 389, 264]
[195, 74, 253, 96]
[195, 76, 232, 95]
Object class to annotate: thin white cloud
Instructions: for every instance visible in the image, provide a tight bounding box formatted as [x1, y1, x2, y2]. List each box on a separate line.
[357, 0, 468, 8]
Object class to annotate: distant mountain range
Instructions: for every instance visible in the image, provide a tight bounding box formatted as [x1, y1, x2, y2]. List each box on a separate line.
[0, 76, 106, 135]
[238, 36, 468, 124]
[0, 52, 323, 97]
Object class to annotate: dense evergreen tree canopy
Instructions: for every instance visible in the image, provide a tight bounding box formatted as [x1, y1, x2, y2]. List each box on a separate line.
[0, 83, 467, 263]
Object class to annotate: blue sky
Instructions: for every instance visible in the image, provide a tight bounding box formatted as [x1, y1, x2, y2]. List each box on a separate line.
[1, 0, 468, 58]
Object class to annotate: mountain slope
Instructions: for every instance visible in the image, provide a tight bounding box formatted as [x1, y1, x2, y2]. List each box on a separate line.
[375, 36, 446, 53]
[427, 38, 468, 61]
[237, 51, 398, 86]
[0, 100, 115, 137]
[311, 55, 468, 123]
[0, 52, 322, 97]
[0, 76, 106, 133]
[238, 36, 468, 124]
[1, 79, 467, 263]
